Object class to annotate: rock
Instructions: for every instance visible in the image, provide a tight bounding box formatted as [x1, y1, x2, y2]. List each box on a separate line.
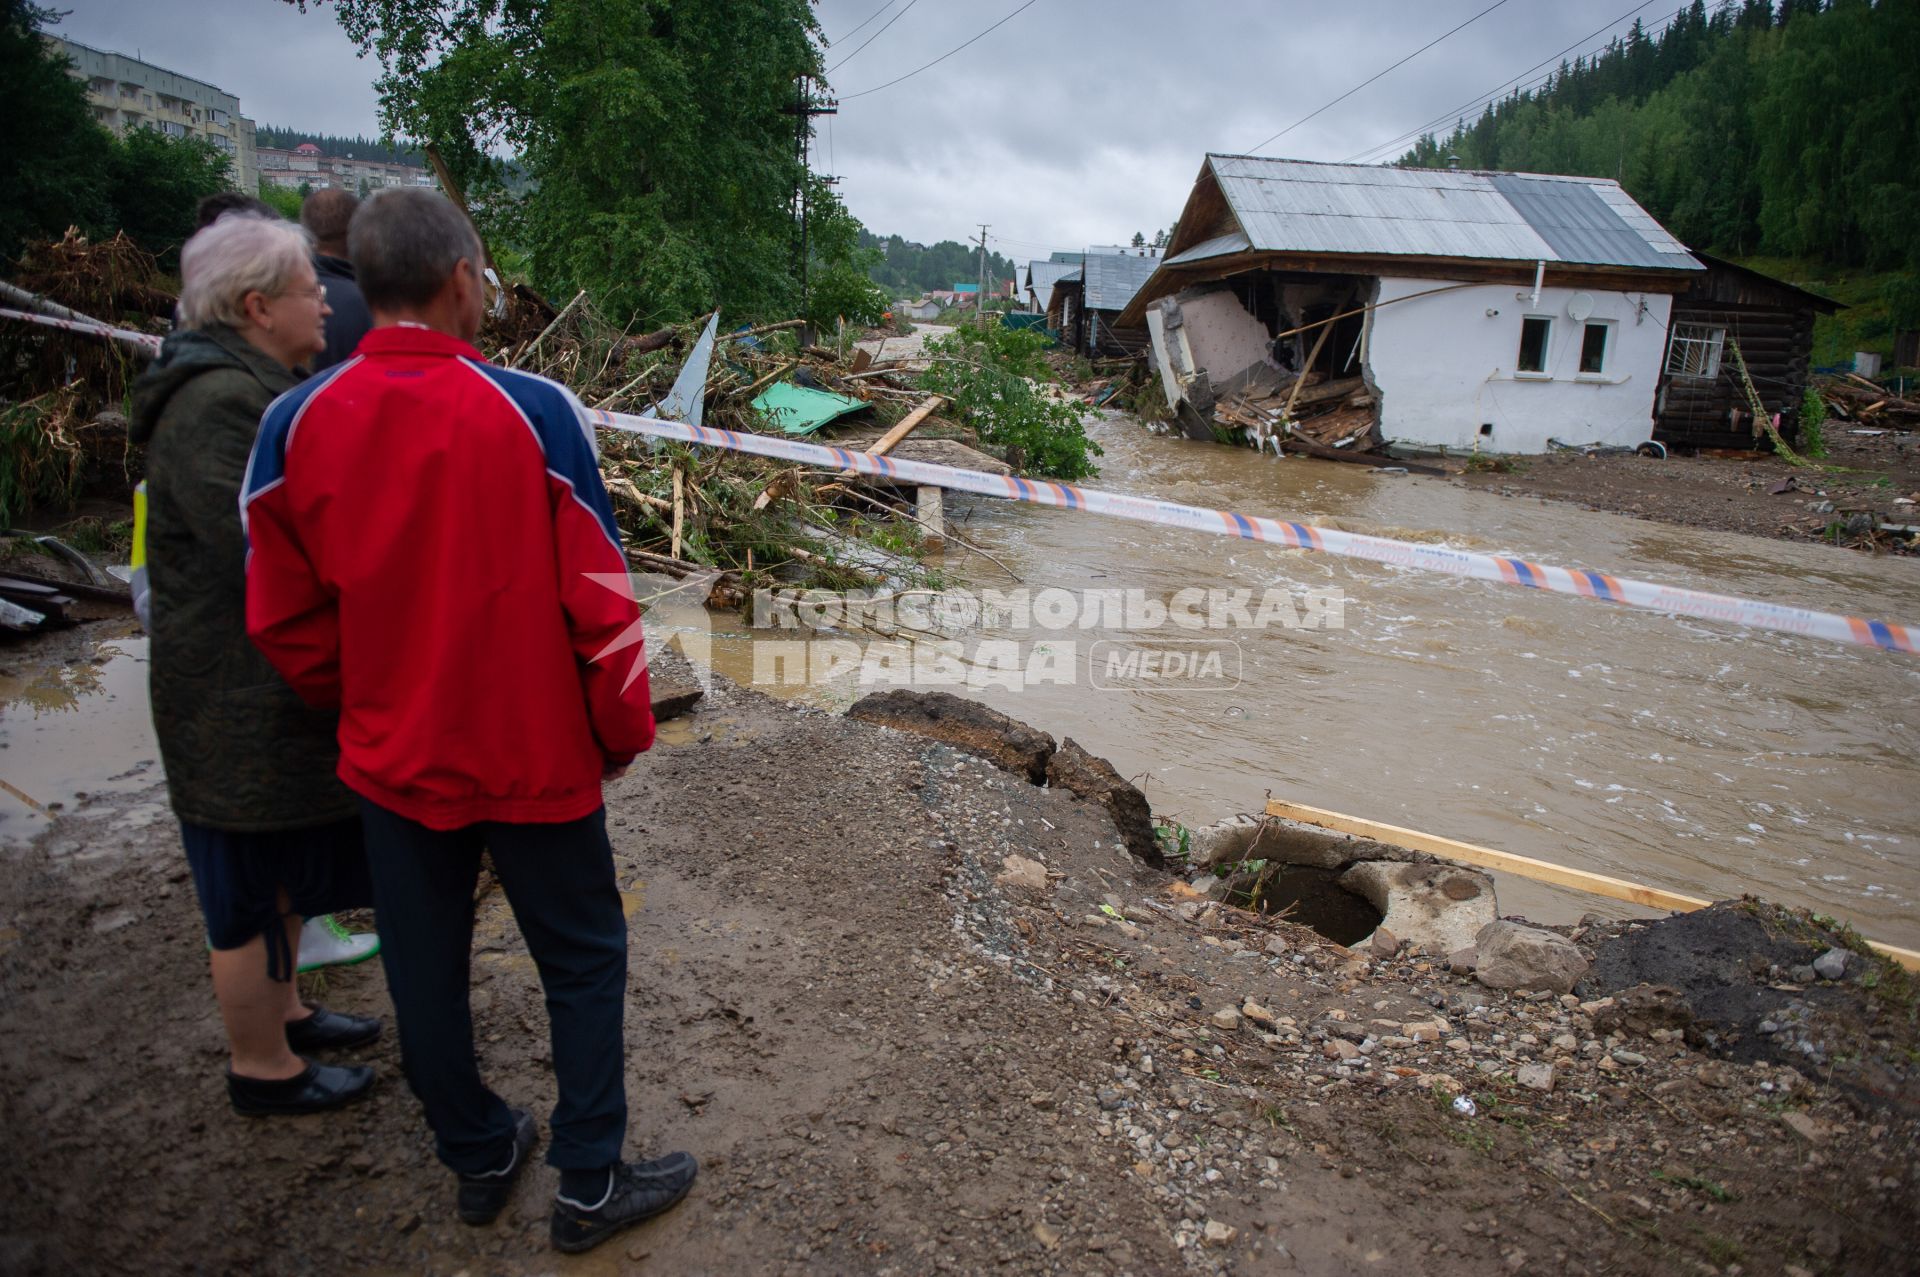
[1032, 1221, 1061, 1250]
[1045, 739, 1162, 865]
[1340, 861, 1498, 957]
[1589, 983, 1694, 1038]
[846, 690, 1055, 782]
[1474, 921, 1590, 995]
[1610, 1049, 1648, 1067]
[1812, 948, 1849, 981]
[1402, 1021, 1443, 1043]
[649, 681, 705, 723]
[1448, 946, 1478, 975]
[1241, 998, 1278, 1028]
[1780, 1111, 1830, 1143]
[1516, 1062, 1555, 1092]
[1211, 1008, 1243, 1033]
[1368, 926, 1401, 959]
[1323, 1039, 1360, 1061]
[1202, 1220, 1237, 1247]
[997, 854, 1050, 892]
[1185, 814, 1265, 869]
[1264, 936, 1288, 957]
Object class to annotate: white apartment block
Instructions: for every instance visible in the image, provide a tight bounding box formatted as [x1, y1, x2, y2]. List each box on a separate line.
[257, 143, 436, 195]
[50, 38, 258, 194]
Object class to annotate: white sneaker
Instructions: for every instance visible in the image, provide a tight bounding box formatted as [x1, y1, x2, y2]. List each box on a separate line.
[297, 915, 381, 972]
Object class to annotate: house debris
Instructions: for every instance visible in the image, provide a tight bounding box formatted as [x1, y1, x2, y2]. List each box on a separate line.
[1118, 155, 1706, 456]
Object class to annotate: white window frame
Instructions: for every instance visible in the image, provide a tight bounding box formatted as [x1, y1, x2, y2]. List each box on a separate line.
[1576, 320, 1615, 378]
[1515, 315, 1554, 379]
[1666, 323, 1725, 379]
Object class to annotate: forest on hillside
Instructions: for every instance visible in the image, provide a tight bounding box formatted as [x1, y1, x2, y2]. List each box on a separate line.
[253, 125, 426, 167]
[858, 229, 1019, 298]
[1401, 0, 1917, 325]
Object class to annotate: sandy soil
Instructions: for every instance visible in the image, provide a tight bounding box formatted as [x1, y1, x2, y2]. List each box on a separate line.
[1455, 429, 1920, 553]
[0, 642, 1915, 1275]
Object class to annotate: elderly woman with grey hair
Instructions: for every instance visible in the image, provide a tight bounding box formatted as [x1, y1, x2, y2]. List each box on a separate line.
[130, 212, 383, 1116]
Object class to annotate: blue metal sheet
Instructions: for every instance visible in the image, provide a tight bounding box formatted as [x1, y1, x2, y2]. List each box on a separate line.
[1488, 173, 1677, 270]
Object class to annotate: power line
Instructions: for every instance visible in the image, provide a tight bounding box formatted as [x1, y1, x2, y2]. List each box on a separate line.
[830, 0, 898, 45]
[839, 0, 1044, 101]
[1339, 0, 1673, 165]
[826, 0, 922, 75]
[1243, 0, 1515, 155]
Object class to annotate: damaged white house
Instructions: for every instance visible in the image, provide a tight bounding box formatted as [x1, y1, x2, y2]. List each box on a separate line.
[1117, 155, 1705, 454]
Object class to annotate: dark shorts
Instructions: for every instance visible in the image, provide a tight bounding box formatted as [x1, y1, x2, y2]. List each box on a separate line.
[180, 817, 374, 980]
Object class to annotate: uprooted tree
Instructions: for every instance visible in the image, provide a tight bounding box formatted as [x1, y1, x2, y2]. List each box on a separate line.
[295, 0, 882, 329]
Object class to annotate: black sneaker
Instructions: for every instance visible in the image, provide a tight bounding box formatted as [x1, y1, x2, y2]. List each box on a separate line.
[549, 1153, 698, 1254]
[227, 1061, 374, 1116]
[457, 1108, 539, 1225]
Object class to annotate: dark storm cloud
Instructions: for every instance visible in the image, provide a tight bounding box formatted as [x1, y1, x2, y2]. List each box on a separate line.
[49, 0, 1664, 256]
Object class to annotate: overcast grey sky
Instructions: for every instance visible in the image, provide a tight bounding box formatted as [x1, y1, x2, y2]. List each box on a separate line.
[49, 0, 1674, 257]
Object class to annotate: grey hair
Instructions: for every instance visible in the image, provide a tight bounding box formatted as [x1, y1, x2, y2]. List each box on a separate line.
[177, 213, 314, 330]
[350, 188, 483, 311]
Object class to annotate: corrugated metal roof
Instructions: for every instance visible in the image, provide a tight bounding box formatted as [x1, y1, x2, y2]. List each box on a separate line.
[1082, 252, 1159, 312]
[1165, 230, 1251, 266]
[1025, 259, 1081, 296]
[1203, 155, 1698, 271]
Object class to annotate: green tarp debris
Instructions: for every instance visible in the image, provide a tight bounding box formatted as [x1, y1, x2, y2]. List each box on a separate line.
[751, 382, 868, 435]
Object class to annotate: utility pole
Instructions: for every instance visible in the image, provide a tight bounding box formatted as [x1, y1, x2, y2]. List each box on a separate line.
[976, 223, 991, 329]
[782, 73, 838, 325]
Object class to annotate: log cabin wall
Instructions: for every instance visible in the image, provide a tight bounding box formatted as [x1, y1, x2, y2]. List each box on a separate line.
[1654, 254, 1839, 452]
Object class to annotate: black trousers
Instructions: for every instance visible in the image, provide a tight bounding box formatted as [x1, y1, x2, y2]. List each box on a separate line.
[358, 799, 628, 1175]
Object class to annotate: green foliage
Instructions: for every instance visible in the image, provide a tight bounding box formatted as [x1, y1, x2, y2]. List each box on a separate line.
[257, 182, 304, 220]
[323, 0, 821, 327]
[1402, 0, 1920, 274]
[918, 324, 1101, 480]
[859, 229, 1017, 297]
[804, 177, 887, 330]
[0, 0, 113, 257]
[105, 129, 234, 264]
[1799, 385, 1828, 458]
[0, 391, 84, 526]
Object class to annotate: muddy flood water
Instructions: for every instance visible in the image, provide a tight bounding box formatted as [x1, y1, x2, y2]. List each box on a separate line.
[4, 411, 1917, 949]
[678, 412, 1920, 948]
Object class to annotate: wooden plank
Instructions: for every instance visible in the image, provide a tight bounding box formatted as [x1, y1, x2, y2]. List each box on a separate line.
[867, 394, 945, 458]
[1265, 798, 1920, 971]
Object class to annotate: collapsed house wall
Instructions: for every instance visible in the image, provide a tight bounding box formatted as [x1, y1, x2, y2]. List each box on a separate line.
[1366, 276, 1672, 453]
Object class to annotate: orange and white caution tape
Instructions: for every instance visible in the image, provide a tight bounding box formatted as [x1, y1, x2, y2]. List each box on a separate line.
[590, 409, 1917, 656]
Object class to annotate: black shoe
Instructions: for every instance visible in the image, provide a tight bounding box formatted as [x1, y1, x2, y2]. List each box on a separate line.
[285, 1003, 383, 1052]
[227, 1060, 375, 1116]
[549, 1153, 698, 1254]
[457, 1108, 539, 1226]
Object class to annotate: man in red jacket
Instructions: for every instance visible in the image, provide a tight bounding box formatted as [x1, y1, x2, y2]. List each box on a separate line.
[242, 189, 695, 1254]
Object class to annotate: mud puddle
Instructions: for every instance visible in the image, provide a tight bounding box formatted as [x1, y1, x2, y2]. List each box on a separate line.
[0, 627, 161, 846]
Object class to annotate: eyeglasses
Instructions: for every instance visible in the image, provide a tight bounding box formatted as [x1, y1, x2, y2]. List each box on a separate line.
[284, 284, 329, 303]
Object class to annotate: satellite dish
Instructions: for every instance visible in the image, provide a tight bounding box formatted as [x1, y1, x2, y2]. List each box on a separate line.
[1566, 292, 1595, 322]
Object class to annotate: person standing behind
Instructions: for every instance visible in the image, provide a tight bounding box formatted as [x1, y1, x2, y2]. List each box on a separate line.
[299, 189, 372, 372]
[241, 189, 695, 1253]
[132, 212, 383, 1117]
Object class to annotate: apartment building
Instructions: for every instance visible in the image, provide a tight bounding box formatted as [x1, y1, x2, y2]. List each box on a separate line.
[257, 143, 436, 195]
[49, 37, 258, 193]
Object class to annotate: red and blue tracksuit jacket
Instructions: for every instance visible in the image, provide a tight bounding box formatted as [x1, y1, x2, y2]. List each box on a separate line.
[241, 324, 653, 830]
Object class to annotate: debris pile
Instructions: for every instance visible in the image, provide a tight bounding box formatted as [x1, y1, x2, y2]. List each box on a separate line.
[1815, 372, 1920, 430]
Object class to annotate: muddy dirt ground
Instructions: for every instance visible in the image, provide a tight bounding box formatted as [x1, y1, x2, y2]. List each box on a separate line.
[1455, 428, 1920, 553]
[0, 623, 1915, 1276]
